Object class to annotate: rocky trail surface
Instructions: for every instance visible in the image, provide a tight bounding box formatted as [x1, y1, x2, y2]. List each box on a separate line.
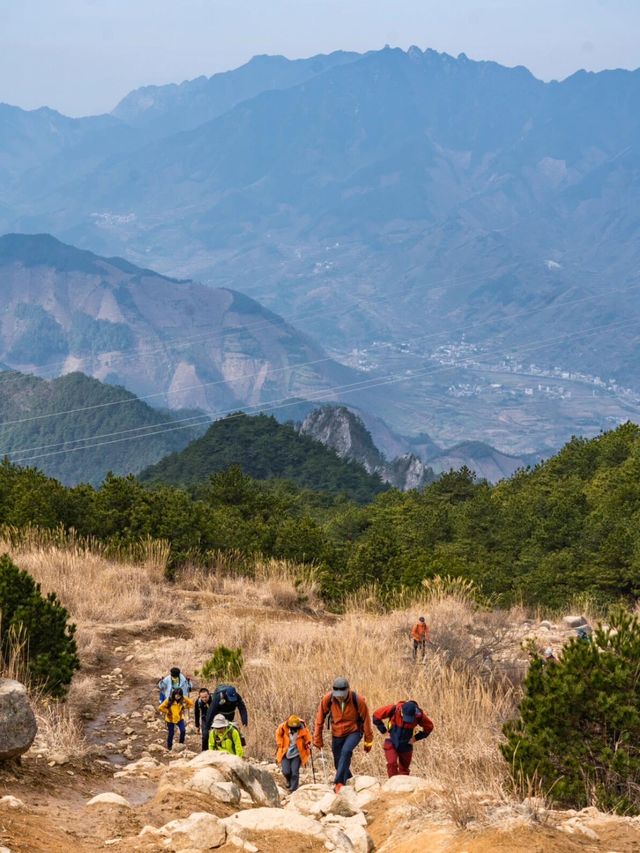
[1, 593, 640, 851]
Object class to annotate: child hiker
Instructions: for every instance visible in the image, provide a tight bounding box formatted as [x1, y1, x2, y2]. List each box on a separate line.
[158, 687, 194, 751]
[275, 715, 312, 792]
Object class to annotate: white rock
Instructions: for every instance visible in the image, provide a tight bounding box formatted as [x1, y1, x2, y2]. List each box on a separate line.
[539, 620, 554, 630]
[86, 792, 131, 808]
[159, 812, 226, 850]
[222, 807, 325, 840]
[187, 752, 280, 806]
[339, 822, 373, 853]
[323, 825, 356, 851]
[353, 776, 379, 793]
[287, 783, 334, 816]
[0, 846, 12, 853]
[0, 796, 24, 810]
[317, 787, 361, 817]
[562, 615, 587, 629]
[382, 775, 429, 794]
[564, 819, 599, 841]
[186, 770, 241, 804]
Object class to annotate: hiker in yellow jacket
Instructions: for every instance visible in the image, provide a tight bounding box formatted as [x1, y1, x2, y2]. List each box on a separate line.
[208, 713, 244, 757]
[275, 715, 312, 792]
[158, 687, 194, 751]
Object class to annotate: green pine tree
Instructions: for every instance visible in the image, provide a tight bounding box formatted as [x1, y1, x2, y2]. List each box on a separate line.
[0, 554, 80, 696]
[502, 608, 640, 813]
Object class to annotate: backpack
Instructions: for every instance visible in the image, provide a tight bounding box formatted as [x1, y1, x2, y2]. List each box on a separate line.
[213, 683, 233, 701]
[323, 691, 364, 732]
[212, 684, 246, 745]
[211, 722, 241, 754]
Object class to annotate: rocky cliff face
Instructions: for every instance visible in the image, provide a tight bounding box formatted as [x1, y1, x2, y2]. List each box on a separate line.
[0, 234, 354, 415]
[299, 404, 529, 486]
[300, 406, 434, 491]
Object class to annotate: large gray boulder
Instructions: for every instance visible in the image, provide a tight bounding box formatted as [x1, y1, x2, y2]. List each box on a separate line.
[187, 752, 280, 806]
[0, 680, 37, 761]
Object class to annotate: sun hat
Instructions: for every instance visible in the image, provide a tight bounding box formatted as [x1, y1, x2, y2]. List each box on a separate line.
[212, 714, 229, 729]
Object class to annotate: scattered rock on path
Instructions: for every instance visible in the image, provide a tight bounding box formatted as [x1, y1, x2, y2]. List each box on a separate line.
[0, 679, 37, 761]
[153, 812, 226, 850]
[186, 769, 242, 804]
[222, 807, 326, 841]
[562, 615, 587, 628]
[382, 775, 431, 794]
[286, 783, 333, 816]
[86, 792, 132, 809]
[0, 796, 25, 810]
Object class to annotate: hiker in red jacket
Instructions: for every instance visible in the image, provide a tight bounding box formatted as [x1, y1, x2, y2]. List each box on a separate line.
[372, 700, 433, 777]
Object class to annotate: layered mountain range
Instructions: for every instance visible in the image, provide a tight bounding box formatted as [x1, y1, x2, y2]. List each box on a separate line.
[2, 47, 640, 452]
[0, 233, 353, 414]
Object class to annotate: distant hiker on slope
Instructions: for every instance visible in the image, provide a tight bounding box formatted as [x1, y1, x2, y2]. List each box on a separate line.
[208, 714, 244, 757]
[194, 687, 213, 751]
[203, 684, 248, 751]
[275, 715, 312, 792]
[158, 687, 194, 751]
[313, 677, 373, 793]
[158, 666, 192, 702]
[372, 699, 433, 777]
[411, 616, 430, 661]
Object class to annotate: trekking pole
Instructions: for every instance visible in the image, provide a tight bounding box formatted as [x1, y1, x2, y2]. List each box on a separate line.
[310, 747, 317, 783]
[319, 747, 328, 785]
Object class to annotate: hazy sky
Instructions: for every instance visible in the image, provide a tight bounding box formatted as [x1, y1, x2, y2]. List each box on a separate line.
[2, 0, 639, 116]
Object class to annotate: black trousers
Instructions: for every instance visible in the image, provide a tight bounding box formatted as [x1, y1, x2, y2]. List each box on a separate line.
[281, 755, 302, 791]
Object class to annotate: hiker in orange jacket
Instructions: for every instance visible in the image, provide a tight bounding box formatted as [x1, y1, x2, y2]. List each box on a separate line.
[313, 677, 373, 793]
[411, 616, 430, 661]
[275, 715, 312, 792]
[373, 700, 434, 777]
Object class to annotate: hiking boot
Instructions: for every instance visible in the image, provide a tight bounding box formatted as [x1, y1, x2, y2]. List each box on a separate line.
[334, 783, 344, 794]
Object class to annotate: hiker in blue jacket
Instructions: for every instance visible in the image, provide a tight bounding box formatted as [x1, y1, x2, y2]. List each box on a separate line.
[158, 667, 192, 702]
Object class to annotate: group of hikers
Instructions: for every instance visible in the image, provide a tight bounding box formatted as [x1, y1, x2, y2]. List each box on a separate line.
[156, 617, 434, 794]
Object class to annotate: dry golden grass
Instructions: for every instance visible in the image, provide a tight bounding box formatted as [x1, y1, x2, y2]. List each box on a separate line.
[0, 542, 173, 625]
[150, 595, 517, 804]
[32, 701, 91, 762]
[1, 533, 523, 807]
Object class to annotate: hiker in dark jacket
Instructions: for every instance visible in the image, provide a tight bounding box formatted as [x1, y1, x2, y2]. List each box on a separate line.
[203, 685, 248, 749]
[373, 699, 433, 777]
[194, 688, 213, 752]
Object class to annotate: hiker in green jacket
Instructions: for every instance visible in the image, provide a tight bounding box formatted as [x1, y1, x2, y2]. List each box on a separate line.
[208, 713, 244, 757]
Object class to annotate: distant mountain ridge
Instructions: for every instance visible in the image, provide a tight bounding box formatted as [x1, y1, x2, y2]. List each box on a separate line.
[2, 47, 640, 452]
[298, 404, 527, 484]
[112, 51, 361, 134]
[0, 370, 206, 485]
[299, 406, 435, 490]
[139, 412, 386, 503]
[0, 233, 354, 415]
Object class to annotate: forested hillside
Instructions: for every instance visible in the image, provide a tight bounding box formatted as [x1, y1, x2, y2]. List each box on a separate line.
[139, 412, 386, 504]
[2, 422, 640, 607]
[0, 371, 206, 485]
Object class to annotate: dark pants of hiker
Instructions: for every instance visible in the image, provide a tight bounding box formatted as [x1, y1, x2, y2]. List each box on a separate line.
[281, 755, 302, 791]
[413, 639, 426, 660]
[200, 730, 209, 752]
[331, 731, 362, 786]
[167, 720, 186, 750]
[384, 741, 412, 776]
